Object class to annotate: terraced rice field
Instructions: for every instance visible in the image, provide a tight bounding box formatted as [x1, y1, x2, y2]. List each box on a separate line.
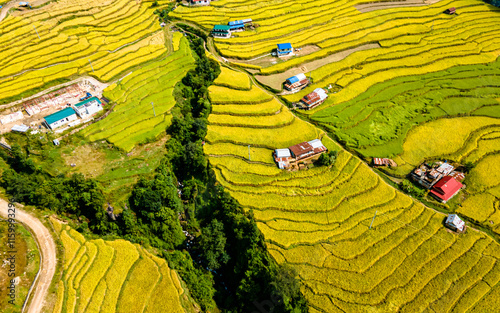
[389, 116, 500, 234]
[205, 67, 500, 312]
[50, 218, 197, 313]
[81, 35, 195, 151]
[0, 0, 170, 102]
[173, 0, 500, 108]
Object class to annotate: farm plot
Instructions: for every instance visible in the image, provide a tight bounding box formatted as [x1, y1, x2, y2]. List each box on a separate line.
[50, 218, 196, 313]
[204, 68, 500, 312]
[306, 57, 500, 158]
[81, 36, 195, 152]
[388, 116, 500, 234]
[174, 0, 500, 115]
[0, 0, 170, 103]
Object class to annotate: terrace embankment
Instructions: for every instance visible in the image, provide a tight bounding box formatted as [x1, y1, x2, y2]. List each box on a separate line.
[355, 0, 443, 13]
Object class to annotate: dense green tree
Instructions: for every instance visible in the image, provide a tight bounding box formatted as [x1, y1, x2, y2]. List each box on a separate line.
[200, 219, 230, 270]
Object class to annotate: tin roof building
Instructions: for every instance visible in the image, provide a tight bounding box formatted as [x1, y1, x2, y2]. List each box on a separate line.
[445, 214, 465, 232]
[300, 88, 328, 110]
[284, 73, 309, 92]
[212, 25, 231, 38]
[43, 107, 78, 130]
[430, 176, 463, 203]
[277, 43, 293, 57]
[74, 97, 102, 118]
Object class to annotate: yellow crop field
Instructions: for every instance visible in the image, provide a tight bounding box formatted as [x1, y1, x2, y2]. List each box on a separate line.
[49, 218, 198, 313]
[209, 84, 273, 104]
[196, 64, 500, 311]
[213, 66, 251, 90]
[0, 0, 170, 103]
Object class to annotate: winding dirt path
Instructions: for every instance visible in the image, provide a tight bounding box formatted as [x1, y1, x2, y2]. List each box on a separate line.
[0, 198, 56, 313]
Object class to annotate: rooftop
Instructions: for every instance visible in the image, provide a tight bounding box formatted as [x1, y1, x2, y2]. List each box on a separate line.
[277, 43, 292, 50]
[213, 25, 231, 31]
[44, 107, 76, 125]
[75, 96, 101, 107]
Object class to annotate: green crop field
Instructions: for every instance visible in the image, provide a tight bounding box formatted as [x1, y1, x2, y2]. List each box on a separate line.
[201, 65, 500, 312]
[50, 218, 198, 313]
[82, 35, 195, 151]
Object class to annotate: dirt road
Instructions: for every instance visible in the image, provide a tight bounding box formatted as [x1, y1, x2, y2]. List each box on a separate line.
[0, 198, 56, 313]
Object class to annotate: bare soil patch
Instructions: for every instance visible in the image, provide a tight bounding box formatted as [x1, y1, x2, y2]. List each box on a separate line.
[227, 45, 321, 68]
[256, 43, 380, 91]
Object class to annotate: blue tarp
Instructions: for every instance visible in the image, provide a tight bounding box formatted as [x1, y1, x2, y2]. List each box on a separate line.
[286, 76, 299, 84]
[19, 2, 29, 5]
[228, 20, 245, 26]
[229, 23, 244, 30]
[277, 43, 292, 51]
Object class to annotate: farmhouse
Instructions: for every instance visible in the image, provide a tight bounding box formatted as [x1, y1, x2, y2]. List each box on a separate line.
[373, 158, 397, 167]
[43, 107, 78, 130]
[411, 162, 455, 189]
[445, 214, 465, 232]
[273, 148, 292, 169]
[284, 73, 309, 93]
[298, 88, 328, 110]
[73, 97, 103, 118]
[274, 139, 327, 169]
[445, 7, 456, 14]
[429, 176, 463, 203]
[228, 19, 251, 32]
[190, 0, 210, 6]
[276, 43, 293, 57]
[212, 25, 231, 38]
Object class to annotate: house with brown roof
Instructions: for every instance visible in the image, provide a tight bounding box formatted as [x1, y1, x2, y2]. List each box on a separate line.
[298, 88, 328, 110]
[274, 139, 327, 169]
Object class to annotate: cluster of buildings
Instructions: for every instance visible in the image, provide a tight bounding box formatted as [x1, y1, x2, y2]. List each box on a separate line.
[411, 161, 465, 203]
[274, 139, 327, 170]
[211, 19, 253, 38]
[43, 96, 104, 130]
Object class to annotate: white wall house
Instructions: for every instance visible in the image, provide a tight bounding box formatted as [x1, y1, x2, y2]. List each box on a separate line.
[43, 107, 78, 130]
[73, 97, 103, 118]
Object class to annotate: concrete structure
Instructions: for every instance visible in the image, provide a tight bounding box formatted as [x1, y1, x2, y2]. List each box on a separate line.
[445, 214, 465, 232]
[43, 107, 78, 130]
[73, 97, 102, 118]
[284, 73, 309, 93]
[411, 162, 455, 189]
[212, 25, 231, 38]
[277, 43, 293, 57]
[299, 88, 328, 110]
[273, 148, 292, 169]
[430, 176, 463, 203]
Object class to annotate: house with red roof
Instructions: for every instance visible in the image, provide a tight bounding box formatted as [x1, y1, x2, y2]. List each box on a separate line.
[429, 176, 463, 203]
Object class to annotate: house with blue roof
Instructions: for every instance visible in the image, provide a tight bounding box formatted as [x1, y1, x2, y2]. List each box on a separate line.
[73, 97, 103, 118]
[277, 43, 293, 57]
[228, 19, 252, 32]
[43, 107, 78, 130]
